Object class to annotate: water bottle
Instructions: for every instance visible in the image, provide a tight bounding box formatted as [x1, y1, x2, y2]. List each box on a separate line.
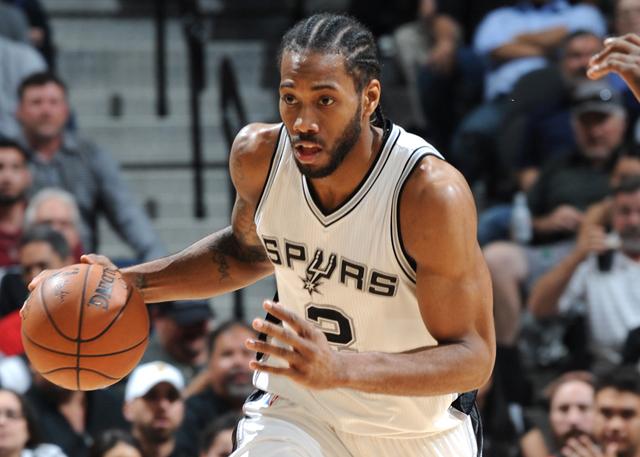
[511, 192, 532, 244]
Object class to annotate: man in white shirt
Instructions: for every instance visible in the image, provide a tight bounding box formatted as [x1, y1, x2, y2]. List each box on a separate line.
[529, 177, 640, 369]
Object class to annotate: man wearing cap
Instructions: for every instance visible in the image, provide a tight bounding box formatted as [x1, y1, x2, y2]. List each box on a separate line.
[124, 361, 188, 457]
[142, 300, 213, 385]
[483, 78, 627, 405]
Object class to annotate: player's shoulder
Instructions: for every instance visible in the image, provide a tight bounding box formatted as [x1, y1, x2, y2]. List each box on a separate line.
[230, 122, 283, 200]
[402, 155, 473, 213]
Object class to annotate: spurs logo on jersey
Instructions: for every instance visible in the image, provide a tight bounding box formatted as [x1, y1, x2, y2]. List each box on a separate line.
[261, 236, 398, 297]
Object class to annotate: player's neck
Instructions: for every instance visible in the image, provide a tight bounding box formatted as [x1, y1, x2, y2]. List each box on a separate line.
[307, 124, 382, 212]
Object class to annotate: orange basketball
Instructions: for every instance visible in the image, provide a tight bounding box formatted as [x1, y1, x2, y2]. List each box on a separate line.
[21, 263, 149, 391]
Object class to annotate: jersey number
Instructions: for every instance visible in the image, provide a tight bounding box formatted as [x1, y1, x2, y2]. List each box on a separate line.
[305, 305, 355, 347]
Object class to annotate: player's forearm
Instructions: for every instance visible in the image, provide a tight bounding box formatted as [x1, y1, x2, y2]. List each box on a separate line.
[335, 335, 493, 396]
[122, 226, 273, 302]
[527, 250, 584, 318]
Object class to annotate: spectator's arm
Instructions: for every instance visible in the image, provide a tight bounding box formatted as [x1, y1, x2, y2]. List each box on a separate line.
[490, 42, 545, 62]
[532, 205, 583, 234]
[515, 26, 568, 50]
[528, 221, 606, 317]
[89, 143, 166, 261]
[520, 427, 551, 457]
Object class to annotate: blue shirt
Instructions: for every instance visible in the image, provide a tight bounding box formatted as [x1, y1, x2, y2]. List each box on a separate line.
[474, 0, 606, 100]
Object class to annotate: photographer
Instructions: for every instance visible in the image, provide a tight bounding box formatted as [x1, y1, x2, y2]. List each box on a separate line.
[529, 176, 640, 371]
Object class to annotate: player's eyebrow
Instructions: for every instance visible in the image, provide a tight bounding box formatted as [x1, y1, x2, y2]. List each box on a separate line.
[279, 81, 339, 91]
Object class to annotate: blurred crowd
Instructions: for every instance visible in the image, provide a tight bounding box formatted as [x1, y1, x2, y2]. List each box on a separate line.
[0, 0, 639, 456]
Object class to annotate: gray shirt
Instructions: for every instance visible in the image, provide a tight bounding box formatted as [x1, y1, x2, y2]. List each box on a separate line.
[0, 36, 45, 138]
[28, 134, 166, 261]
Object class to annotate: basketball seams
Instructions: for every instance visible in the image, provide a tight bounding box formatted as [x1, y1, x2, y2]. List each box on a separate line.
[38, 367, 119, 381]
[80, 282, 134, 343]
[23, 331, 148, 358]
[39, 274, 77, 342]
[75, 264, 91, 390]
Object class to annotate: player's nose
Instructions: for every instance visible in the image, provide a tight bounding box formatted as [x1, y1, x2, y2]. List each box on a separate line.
[293, 107, 319, 134]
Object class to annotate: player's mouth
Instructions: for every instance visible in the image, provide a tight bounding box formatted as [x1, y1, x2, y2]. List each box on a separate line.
[294, 142, 323, 163]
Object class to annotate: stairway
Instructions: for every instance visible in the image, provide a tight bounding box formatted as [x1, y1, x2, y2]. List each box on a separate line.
[46, 7, 278, 320]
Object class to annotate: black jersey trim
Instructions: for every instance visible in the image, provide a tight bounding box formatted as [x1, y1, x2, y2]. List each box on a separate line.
[302, 121, 399, 228]
[254, 124, 286, 221]
[391, 149, 445, 284]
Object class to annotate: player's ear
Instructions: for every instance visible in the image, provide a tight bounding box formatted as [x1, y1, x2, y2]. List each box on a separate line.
[362, 79, 381, 120]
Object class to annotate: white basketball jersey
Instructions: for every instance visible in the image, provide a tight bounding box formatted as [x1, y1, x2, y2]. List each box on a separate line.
[253, 122, 464, 437]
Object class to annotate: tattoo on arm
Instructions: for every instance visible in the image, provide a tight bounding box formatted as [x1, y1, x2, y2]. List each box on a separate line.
[134, 274, 147, 293]
[208, 227, 268, 280]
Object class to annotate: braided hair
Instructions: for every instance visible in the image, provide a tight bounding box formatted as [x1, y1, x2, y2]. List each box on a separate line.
[278, 13, 385, 127]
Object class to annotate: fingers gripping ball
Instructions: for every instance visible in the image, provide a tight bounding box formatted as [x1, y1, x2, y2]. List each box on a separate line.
[21, 264, 149, 391]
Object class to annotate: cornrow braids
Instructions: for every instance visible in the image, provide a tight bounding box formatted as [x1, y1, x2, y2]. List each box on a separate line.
[278, 13, 385, 128]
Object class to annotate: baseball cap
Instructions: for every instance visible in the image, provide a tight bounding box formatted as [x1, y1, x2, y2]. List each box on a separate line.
[154, 299, 213, 325]
[571, 79, 624, 116]
[124, 361, 185, 402]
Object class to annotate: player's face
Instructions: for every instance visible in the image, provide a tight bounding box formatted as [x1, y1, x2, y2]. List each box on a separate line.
[209, 325, 255, 401]
[0, 391, 28, 453]
[561, 35, 602, 81]
[594, 388, 640, 455]
[19, 241, 68, 285]
[549, 381, 595, 446]
[279, 51, 365, 179]
[573, 111, 626, 162]
[34, 199, 80, 250]
[612, 189, 640, 257]
[17, 83, 69, 143]
[126, 383, 184, 442]
[0, 149, 30, 206]
[616, 0, 640, 35]
[203, 428, 234, 457]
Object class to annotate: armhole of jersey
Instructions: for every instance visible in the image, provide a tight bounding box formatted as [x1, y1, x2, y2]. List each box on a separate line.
[391, 148, 445, 284]
[254, 125, 286, 221]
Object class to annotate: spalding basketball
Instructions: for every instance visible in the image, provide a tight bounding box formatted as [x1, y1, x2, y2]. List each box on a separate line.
[21, 263, 149, 391]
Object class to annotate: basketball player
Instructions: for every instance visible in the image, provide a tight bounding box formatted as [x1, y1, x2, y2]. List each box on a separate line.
[588, 33, 640, 100]
[33, 14, 495, 456]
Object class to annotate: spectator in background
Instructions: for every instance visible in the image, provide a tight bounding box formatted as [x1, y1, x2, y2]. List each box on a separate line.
[142, 300, 213, 385]
[450, 0, 606, 201]
[0, 2, 29, 44]
[2, 0, 56, 68]
[199, 412, 241, 457]
[562, 366, 640, 457]
[15, 72, 165, 262]
[0, 37, 45, 139]
[176, 321, 255, 457]
[0, 225, 72, 356]
[123, 362, 186, 457]
[478, 31, 604, 246]
[89, 430, 142, 457]
[392, 0, 483, 149]
[0, 388, 67, 457]
[25, 370, 128, 457]
[0, 139, 31, 268]
[483, 79, 625, 406]
[24, 188, 83, 261]
[529, 177, 640, 370]
[522, 371, 596, 456]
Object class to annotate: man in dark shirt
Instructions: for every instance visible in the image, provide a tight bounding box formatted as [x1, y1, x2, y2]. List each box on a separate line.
[483, 78, 627, 406]
[176, 321, 255, 457]
[25, 370, 128, 457]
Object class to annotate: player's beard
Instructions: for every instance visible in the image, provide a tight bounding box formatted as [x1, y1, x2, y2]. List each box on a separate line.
[293, 103, 362, 179]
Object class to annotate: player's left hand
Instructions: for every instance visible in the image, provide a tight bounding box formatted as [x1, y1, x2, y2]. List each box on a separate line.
[245, 300, 348, 390]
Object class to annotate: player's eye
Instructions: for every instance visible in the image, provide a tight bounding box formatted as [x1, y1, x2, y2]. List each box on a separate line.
[281, 94, 297, 105]
[319, 96, 334, 106]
